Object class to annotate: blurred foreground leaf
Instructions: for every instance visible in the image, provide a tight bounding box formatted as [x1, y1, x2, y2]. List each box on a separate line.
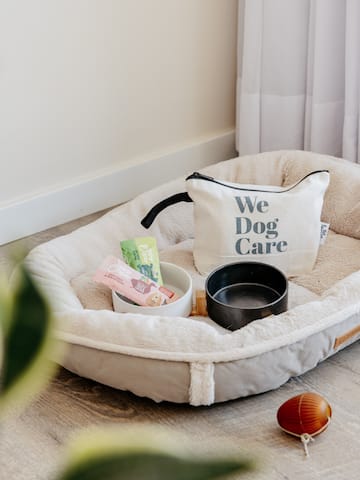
[0, 266, 57, 415]
[57, 427, 255, 480]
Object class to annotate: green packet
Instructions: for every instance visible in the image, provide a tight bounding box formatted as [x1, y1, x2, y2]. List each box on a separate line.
[120, 236, 163, 286]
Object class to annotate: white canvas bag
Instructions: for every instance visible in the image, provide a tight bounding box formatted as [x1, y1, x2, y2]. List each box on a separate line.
[142, 170, 330, 276]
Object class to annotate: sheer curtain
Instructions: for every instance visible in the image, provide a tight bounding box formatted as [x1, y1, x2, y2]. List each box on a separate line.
[236, 0, 360, 163]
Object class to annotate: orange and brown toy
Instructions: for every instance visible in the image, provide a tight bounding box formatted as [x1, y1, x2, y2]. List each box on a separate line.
[277, 392, 332, 456]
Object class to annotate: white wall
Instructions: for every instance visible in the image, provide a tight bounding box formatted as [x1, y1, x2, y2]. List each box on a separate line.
[0, 0, 238, 241]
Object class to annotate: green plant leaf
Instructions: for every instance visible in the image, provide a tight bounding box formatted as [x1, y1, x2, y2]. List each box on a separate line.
[0, 266, 58, 415]
[0, 277, 10, 387]
[58, 452, 251, 480]
[56, 427, 255, 480]
[0, 273, 12, 338]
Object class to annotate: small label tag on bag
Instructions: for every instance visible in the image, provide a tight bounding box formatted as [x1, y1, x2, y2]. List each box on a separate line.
[320, 222, 330, 245]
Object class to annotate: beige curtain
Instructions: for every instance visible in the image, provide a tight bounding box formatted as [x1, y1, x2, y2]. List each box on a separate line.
[236, 0, 360, 163]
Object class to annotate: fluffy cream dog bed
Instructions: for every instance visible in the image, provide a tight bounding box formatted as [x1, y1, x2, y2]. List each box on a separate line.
[25, 150, 360, 406]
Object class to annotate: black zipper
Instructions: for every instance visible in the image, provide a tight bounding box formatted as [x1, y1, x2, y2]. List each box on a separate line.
[186, 170, 329, 193]
[142, 169, 330, 229]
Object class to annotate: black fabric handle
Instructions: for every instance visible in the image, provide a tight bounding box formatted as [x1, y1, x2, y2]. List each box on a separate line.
[141, 192, 193, 229]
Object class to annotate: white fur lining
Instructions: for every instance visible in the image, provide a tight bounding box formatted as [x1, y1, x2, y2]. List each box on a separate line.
[51, 271, 360, 363]
[189, 363, 215, 406]
[24, 151, 360, 365]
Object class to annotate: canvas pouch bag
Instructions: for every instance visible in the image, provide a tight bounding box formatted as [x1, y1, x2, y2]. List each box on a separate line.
[141, 170, 330, 276]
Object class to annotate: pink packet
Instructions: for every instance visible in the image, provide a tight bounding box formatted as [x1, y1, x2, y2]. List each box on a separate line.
[93, 256, 178, 307]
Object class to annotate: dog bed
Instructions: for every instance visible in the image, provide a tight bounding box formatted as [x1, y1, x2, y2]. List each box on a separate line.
[25, 150, 360, 406]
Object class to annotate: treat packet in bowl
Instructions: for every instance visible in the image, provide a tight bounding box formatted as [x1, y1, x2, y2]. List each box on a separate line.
[120, 236, 163, 285]
[93, 256, 178, 307]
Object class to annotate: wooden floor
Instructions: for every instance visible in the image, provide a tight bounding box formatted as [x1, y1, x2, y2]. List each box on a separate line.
[2, 212, 360, 480]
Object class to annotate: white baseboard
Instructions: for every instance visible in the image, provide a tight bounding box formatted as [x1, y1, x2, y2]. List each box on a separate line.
[0, 129, 236, 246]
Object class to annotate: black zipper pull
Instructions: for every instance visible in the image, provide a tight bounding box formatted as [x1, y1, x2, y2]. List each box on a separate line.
[186, 172, 215, 181]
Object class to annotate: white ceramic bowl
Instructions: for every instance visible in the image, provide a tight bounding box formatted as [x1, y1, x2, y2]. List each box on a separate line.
[112, 262, 193, 317]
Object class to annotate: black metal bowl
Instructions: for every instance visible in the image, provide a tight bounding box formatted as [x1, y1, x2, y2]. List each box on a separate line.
[205, 261, 288, 331]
